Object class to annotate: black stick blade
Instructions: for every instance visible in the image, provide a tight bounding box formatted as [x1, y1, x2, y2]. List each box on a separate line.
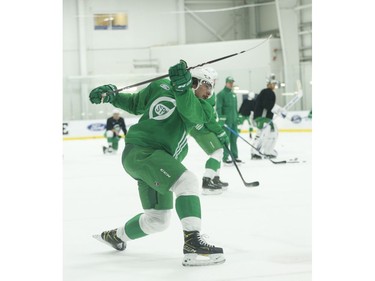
[245, 181, 260, 187]
[269, 160, 287, 164]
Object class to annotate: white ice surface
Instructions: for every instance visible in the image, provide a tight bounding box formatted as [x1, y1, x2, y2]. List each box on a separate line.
[63, 132, 311, 281]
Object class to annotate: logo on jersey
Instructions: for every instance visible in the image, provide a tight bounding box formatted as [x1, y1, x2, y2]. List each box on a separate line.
[87, 123, 106, 131]
[149, 97, 176, 120]
[160, 84, 170, 91]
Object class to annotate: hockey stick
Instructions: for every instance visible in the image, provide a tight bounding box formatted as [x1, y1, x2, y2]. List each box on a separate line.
[101, 35, 272, 96]
[223, 143, 260, 187]
[224, 125, 286, 164]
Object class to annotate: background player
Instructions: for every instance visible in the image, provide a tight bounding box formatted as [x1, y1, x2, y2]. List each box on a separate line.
[189, 67, 229, 195]
[251, 74, 286, 159]
[103, 109, 127, 154]
[216, 76, 242, 164]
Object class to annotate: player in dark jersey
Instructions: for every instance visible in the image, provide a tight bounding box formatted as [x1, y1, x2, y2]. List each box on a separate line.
[238, 92, 256, 139]
[103, 109, 127, 154]
[252, 74, 285, 159]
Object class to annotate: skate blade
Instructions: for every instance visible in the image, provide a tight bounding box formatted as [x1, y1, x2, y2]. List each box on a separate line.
[182, 253, 226, 266]
[92, 234, 126, 251]
[201, 189, 223, 195]
[93, 234, 111, 247]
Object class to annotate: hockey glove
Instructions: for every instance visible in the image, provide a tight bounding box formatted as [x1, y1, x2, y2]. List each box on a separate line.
[89, 84, 118, 104]
[217, 131, 229, 146]
[237, 114, 243, 125]
[168, 60, 192, 93]
[218, 117, 227, 127]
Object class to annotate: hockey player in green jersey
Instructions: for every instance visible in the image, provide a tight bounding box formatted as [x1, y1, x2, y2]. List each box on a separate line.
[189, 67, 229, 195]
[89, 60, 225, 266]
[216, 76, 243, 164]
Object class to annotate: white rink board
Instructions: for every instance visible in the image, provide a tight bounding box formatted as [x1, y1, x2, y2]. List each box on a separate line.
[63, 116, 140, 140]
[63, 111, 311, 140]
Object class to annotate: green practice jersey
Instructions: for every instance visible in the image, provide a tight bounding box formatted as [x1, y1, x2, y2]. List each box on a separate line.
[110, 79, 213, 161]
[216, 86, 238, 123]
[190, 90, 224, 136]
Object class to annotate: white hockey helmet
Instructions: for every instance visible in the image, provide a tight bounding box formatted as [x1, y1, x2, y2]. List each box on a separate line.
[266, 73, 278, 84]
[190, 67, 216, 92]
[112, 108, 120, 115]
[204, 66, 218, 80]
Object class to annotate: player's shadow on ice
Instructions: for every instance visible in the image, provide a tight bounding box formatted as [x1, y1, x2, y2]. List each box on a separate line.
[92, 250, 181, 268]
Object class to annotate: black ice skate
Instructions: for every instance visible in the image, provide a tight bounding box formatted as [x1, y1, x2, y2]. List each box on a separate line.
[202, 177, 222, 195]
[251, 154, 262, 160]
[235, 158, 243, 164]
[102, 146, 107, 154]
[107, 145, 113, 153]
[92, 229, 126, 251]
[212, 176, 228, 190]
[182, 230, 225, 266]
[223, 159, 233, 166]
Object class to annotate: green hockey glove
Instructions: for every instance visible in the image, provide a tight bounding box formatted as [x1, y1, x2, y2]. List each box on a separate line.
[168, 60, 192, 93]
[217, 131, 229, 146]
[89, 84, 117, 104]
[237, 114, 243, 125]
[218, 117, 227, 127]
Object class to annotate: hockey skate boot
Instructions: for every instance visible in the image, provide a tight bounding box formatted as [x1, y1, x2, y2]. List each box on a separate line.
[264, 149, 278, 159]
[212, 176, 228, 190]
[92, 228, 126, 251]
[251, 153, 262, 160]
[182, 230, 225, 266]
[102, 146, 107, 154]
[235, 158, 243, 164]
[223, 159, 233, 166]
[202, 177, 223, 195]
[107, 145, 113, 153]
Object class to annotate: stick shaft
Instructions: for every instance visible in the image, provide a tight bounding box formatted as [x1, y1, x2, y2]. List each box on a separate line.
[223, 143, 248, 185]
[112, 35, 272, 93]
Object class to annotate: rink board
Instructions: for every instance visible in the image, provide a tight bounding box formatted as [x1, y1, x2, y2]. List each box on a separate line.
[63, 111, 311, 141]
